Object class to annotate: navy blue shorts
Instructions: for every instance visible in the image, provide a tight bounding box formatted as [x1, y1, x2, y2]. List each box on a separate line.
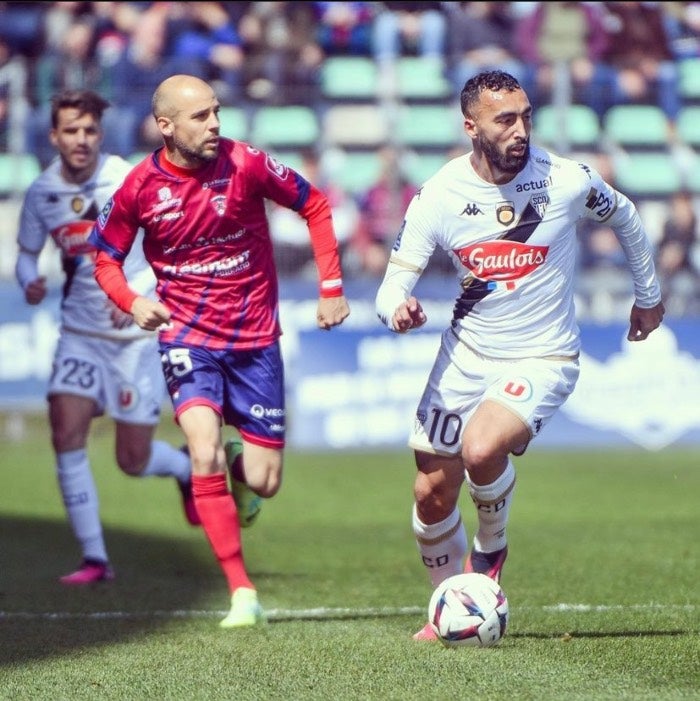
[159, 341, 286, 448]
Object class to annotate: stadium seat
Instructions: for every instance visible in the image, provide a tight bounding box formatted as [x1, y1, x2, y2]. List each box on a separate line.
[323, 104, 389, 148]
[676, 106, 700, 150]
[395, 104, 463, 150]
[324, 150, 382, 195]
[249, 106, 320, 149]
[218, 107, 248, 141]
[533, 104, 601, 150]
[0, 153, 41, 196]
[603, 105, 669, 150]
[613, 151, 682, 197]
[679, 57, 700, 104]
[321, 57, 379, 102]
[401, 150, 453, 186]
[395, 57, 453, 102]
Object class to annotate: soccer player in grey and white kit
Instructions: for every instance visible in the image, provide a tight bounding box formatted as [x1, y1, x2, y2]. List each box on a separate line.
[375, 71, 665, 640]
[15, 90, 197, 585]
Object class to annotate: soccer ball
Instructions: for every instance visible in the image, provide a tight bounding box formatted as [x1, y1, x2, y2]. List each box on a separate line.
[428, 572, 509, 647]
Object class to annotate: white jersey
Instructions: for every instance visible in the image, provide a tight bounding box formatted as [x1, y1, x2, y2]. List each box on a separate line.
[17, 154, 155, 340]
[376, 146, 661, 359]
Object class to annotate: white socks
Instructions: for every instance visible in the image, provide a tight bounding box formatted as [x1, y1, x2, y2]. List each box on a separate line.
[57, 449, 107, 563]
[465, 460, 516, 554]
[412, 504, 468, 587]
[140, 440, 191, 483]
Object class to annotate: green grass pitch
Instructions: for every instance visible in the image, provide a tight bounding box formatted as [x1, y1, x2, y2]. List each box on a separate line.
[0, 412, 697, 700]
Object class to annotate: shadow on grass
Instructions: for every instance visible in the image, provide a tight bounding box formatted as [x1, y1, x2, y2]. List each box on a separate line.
[0, 514, 225, 665]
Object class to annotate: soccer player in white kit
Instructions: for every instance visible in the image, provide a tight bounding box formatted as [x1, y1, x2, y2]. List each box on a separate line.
[15, 90, 197, 585]
[375, 71, 665, 640]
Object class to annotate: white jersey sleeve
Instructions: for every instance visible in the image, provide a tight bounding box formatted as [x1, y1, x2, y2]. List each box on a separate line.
[577, 165, 661, 308]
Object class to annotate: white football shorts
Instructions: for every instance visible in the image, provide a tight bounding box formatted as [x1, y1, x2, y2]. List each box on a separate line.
[48, 330, 166, 425]
[409, 329, 580, 456]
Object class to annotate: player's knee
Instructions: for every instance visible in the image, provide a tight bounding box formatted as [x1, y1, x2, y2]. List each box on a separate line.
[115, 446, 149, 476]
[461, 440, 497, 473]
[413, 474, 456, 523]
[247, 466, 281, 498]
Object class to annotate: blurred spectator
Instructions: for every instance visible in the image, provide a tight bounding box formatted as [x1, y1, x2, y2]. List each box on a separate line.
[656, 190, 700, 302]
[236, 1, 322, 105]
[24, 13, 135, 163]
[597, 1, 681, 124]
[0, 35, 29, 153]
[0, 1, 47, 58]
[661, 1, 700, 59]
[372, 1, 447, 63]
[443, 2, 525, 94]
[105, 3, 185, 153]
[166, 1, 245, 105]
[270, 148, 359, 277]
[312, 1, 376, 56]
[347, 146, 418, 277]
[514, 1, 609, 115]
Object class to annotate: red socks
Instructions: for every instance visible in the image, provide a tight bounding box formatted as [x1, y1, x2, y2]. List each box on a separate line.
[192, 473, 254, 593]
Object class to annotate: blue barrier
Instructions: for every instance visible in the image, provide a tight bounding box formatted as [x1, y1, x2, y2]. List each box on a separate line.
[1, 280, 698, 450]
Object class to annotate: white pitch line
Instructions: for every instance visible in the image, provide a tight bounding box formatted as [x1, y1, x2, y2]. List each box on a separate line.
[0, 603, 695, 622]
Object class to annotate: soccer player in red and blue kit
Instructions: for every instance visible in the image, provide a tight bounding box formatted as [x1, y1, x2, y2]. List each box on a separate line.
[90, 74, 350, 627]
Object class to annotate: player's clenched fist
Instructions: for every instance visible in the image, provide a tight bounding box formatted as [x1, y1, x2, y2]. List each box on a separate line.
[130, 296, 172, 331]
[393, 296, 427, 333]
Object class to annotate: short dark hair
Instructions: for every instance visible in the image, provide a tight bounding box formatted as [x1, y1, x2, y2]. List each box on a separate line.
[50, 89, 110, 128]
[460, 70, 522, 118]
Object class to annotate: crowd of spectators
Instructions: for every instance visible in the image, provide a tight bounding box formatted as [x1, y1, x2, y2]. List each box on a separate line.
[0, 1, 698, 299]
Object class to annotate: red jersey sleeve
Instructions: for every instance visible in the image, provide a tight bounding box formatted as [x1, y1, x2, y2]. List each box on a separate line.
[89, 171, 144, 312]
[249, 150, 344, 298]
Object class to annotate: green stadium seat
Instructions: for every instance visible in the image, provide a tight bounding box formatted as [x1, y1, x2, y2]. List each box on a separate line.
[401, 150, 453, 186]
[218, 107, 248, 141]
[0, 153, 41, 196]
[396, 57, 453, 102]
[603, 105, 669, 150]
[321, 57, 379, 101]
[676, 106, 700, 149]
[323, 104, 389, 148]
[249, 106, 320, 149]
[613, 151, 682, 197]
[679, 57, 700, 103]
[533, 104, 601, 150]
[325, 150, 382, 195]
[395, 105, 463, 150]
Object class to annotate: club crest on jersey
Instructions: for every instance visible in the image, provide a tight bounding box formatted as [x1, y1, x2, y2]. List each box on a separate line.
[530, 192, 550, 219]
[71, 196, 84, 213]
[210, 194, 227, 216]
[495, 201, 515, 226]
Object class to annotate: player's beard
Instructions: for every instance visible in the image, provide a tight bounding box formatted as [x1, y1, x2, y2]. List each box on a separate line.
[478, 133, 529, 174]
[172, 134, 218, 165]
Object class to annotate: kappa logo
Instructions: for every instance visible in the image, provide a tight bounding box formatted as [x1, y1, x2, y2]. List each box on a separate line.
[460, 203, 484, 216]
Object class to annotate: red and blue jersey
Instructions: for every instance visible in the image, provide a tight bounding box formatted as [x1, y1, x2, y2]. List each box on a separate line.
[90, 138, 343, 351]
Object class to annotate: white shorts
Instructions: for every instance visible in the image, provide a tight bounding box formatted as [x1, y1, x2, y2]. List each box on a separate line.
[48, 330, 166, 425]
[409, 329, 580, 456]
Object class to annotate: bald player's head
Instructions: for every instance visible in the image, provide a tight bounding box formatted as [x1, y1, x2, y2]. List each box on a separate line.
[152, 74, 215, 120]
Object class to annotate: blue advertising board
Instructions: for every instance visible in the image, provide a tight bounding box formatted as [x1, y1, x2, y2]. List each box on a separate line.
[1, 280, 698, 450]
